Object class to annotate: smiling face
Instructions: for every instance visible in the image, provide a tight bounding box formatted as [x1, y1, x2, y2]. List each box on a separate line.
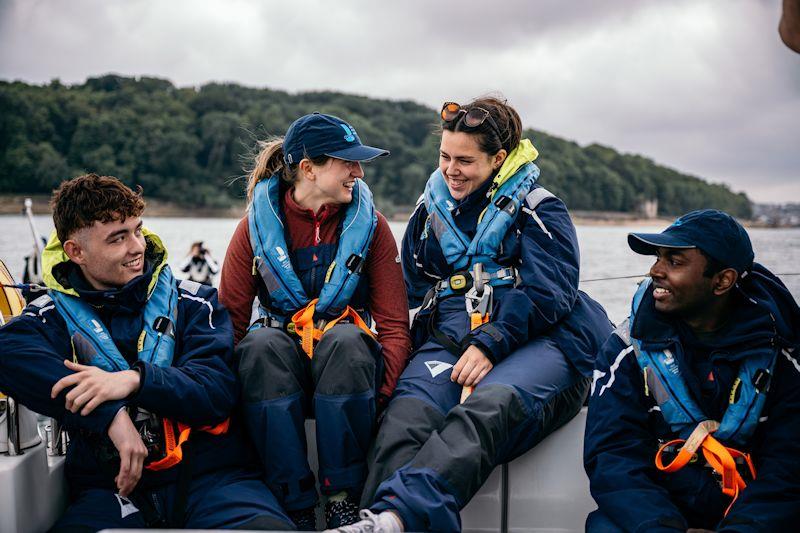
[64, 215, 146, 290]
[439, 130, 506, 201]
[648, 247, 718, 317]
[294, 157, 364, 211]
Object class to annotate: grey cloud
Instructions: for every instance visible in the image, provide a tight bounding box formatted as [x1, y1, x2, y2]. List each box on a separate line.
[0, 0, 797, 202]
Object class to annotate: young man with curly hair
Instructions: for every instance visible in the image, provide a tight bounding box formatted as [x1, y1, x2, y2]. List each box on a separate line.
[0, 174, 293, 531]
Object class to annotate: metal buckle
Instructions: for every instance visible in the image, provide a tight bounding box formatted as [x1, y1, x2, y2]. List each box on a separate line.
[465, 263, 493, 318]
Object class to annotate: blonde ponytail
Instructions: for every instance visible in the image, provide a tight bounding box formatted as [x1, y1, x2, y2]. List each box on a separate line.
[246, 138, 286, 202]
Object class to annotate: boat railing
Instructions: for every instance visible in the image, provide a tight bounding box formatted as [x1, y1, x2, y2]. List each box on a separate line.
[1, 395, 22, 457]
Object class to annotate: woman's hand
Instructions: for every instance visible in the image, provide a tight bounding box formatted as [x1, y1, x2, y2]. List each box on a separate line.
[51, 360, 141, 415]
[451, 345, 493, 387]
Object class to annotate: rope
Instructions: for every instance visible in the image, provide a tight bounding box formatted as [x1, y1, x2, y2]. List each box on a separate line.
[0, 282, 47, 291]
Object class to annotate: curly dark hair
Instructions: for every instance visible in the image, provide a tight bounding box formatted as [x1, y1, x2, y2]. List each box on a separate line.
[51, 174, 145, 242]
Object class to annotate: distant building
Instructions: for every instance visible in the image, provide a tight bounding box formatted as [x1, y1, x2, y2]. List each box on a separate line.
[637, 199, 658, 219]
[752, 203, 800, 227]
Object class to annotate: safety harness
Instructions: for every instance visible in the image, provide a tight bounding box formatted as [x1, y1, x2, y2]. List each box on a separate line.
[421, 140, 543, 401]
[43, 231, 229, 472]
[248, 175, 377, 357]
[624, 278, 776, 514]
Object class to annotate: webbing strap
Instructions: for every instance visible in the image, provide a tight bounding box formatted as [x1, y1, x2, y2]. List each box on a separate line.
[145, 418, 230, 471]
[654, 420, 756, 516]
[290, 298, 375, 358]
[461, 311, 490, 403]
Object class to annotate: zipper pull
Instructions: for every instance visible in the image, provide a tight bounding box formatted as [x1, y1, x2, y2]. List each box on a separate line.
[314, 222, 321, 245]
[252, 256, 258, 276]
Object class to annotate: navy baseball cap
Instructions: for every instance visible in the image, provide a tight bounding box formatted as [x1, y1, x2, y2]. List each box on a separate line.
[628, 209, 754, 275]
[282, 112, 389, 165]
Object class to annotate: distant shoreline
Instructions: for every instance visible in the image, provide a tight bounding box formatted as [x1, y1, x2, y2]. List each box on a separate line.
[0, 194, 793, 228]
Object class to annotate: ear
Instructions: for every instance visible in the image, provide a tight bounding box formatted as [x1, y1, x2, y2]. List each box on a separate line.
[298, 159, 315, 181]
[712, 268, 738, 295]
[492, 149, 508, 170]
[63, 238, 85, 265]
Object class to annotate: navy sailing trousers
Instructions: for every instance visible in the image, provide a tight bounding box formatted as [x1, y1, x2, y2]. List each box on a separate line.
[362, 325, 588, 532]
[51, 466, 293, 531]
[237, 324, 382, 511]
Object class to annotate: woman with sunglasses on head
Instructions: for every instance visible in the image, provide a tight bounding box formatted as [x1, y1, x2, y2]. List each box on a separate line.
[330, 97, 612, 533]
[219, 113, 412, 530]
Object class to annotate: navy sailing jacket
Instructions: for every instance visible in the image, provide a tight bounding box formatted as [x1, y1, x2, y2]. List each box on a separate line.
[584, 265, 800, 532]
[0, 252, 255, 493]
[402, 177, 611, 377]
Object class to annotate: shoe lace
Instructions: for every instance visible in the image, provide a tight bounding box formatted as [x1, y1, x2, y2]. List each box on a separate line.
[328, 509, 381, 532]
[327, 498, 359, 521]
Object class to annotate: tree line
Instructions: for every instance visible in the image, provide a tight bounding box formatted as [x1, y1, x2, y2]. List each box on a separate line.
[0, 75, 751, 218]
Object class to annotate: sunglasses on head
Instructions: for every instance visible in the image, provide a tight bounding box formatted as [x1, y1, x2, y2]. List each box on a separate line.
[440, 102, 501, 135]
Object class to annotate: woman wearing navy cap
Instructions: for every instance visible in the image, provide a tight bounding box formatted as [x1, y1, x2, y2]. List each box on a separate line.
[333, 97, 613, 533]
[219, 113, 412, 530]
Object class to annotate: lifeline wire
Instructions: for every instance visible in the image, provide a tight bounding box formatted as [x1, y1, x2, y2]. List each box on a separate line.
[2, 275, 799, 289]
[579, 273, 800, 283]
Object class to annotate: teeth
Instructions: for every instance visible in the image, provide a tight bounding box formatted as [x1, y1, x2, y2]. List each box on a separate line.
[654, 287, 671, 295]
[124, 258, 141, 268]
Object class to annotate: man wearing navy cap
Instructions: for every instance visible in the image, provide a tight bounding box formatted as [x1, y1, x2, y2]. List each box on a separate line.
[584, 209, 800, 532]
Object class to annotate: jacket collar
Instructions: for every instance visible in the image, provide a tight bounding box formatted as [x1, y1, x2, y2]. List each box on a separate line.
[42, 228, 169, 306]
[58, 255, 157, 313]
[284, 186, 342, 222]
[632, 268, 792, 359]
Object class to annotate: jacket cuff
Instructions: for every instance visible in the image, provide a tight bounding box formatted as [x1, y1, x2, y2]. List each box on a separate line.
[467, 338, 497, 364]
[130, 360, 148, 402]
[468, 323, 507, 362]
[63, 400, 126, 435]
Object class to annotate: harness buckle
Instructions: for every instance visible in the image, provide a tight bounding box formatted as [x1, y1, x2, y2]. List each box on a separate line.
[152, 316, 174, 337]
[465, 264, 493, 319]
[345, 254, 364, 273]
[752, 368, 771, 393]
[465, 284, 493, 318]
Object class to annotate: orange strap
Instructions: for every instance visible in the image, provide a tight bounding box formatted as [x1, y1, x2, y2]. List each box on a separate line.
[461, 311, 490, 403]
[654, 421, 755, 515]
[291, 298, 375, 359]
[145, 418, 230, 471]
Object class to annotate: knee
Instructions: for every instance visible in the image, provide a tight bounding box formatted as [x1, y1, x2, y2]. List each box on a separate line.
[313, 324, 377, 372]
[462, 384, 529, 429]
[318, 324, 375, 357]
[237, 328, 304, 400]
[237, 327, 296, 376]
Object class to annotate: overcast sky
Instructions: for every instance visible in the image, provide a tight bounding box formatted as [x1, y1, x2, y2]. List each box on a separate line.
[1, 0, 797, 203]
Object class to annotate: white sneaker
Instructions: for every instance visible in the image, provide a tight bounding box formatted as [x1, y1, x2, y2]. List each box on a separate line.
[323, 509, 403, 533]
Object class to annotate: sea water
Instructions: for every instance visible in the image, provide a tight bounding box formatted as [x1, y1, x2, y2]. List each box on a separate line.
[2, 215, 798, 324]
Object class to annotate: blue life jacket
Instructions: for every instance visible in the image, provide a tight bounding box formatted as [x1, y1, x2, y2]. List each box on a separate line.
[423, 162, 539, 297]
[628, 279, 776, 446]
[248, 175, 377, 322]
[49, 265, 179, 372]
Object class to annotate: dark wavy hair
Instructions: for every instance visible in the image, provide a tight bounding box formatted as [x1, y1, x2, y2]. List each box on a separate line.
[51, 173, 145, 242]
[441, 96, 523, 156]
